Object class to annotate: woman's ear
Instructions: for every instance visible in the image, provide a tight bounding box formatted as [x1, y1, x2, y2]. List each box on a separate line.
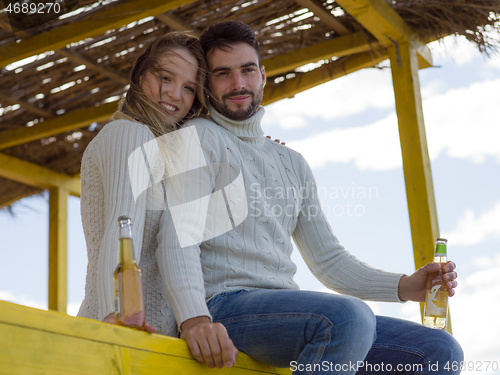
[261, 65, 266, 88]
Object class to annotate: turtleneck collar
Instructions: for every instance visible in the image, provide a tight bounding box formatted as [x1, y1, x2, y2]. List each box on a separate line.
[209, 104, 266, 145]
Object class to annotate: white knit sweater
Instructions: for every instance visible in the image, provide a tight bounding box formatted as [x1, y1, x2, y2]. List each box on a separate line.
[77, 119, 177, 336]
[157, 106, 405, 327]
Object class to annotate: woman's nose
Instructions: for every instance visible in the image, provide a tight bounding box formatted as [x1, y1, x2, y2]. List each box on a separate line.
[166, 84, 182, 100]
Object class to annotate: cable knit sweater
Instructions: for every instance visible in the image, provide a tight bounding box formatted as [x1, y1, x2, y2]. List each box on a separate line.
[157, 106, 405, 327]
[77, 119, 177, 336]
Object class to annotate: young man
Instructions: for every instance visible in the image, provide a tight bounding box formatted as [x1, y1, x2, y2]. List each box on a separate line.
[159, 20, 463, 373]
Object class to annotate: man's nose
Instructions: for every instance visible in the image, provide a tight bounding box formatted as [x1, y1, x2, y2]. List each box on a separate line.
[230, 72, 245, 90]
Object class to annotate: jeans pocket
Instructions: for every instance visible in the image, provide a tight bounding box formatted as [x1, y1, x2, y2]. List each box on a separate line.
[208, 289, 247, 316]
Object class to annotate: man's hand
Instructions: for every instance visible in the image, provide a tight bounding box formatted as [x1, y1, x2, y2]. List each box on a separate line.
[398, 261, 458, 302]
[180, 316, 239, 369]
[103, 313, 157, 333]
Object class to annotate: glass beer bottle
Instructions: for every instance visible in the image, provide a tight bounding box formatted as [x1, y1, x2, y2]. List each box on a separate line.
[113, 215, 146, 330]
[423, 238, 448, 329]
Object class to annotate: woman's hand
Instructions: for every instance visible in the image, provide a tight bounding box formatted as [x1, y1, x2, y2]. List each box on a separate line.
[266, 135, 285, 145]
[103, 312, 158, 333]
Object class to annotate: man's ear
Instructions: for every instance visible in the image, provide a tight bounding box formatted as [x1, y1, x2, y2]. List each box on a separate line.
[261, 65, 266, 88]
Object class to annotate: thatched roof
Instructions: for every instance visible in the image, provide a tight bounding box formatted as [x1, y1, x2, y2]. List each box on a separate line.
[0, 0, 499, 209]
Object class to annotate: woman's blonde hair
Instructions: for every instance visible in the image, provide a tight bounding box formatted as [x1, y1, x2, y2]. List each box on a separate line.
[114, 32, 208, 137]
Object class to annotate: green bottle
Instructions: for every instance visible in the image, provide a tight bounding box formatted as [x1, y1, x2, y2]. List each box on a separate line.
[423, 238, 448, 329]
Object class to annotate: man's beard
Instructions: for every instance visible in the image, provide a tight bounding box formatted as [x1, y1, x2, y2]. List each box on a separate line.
[210, 87, 263, 121]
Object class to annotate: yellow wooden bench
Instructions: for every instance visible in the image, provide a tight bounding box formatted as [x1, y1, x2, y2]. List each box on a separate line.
[0, 300, 292, 374]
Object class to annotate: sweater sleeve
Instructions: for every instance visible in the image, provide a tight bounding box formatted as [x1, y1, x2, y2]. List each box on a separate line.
[155, 123, 220, 326]
[291, 155, 405, 303]
[83, 120, 157, 320]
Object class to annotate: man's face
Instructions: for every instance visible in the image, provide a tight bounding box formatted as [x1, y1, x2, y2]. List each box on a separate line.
[207, 43, 266, 121]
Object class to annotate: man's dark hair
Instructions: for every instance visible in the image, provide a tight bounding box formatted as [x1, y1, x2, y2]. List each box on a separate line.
[199, 20, 261, 66]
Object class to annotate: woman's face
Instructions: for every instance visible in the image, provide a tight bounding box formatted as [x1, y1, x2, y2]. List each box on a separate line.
[140, 48, 199, 124]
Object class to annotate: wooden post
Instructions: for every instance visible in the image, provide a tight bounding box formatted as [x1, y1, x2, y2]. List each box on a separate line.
[48, 187, 68, 313]
[388, 41, 452, 333]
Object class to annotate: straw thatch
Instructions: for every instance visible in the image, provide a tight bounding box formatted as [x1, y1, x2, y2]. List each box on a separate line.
[393, 0, 500, 53]
[0, 0, 499, 209]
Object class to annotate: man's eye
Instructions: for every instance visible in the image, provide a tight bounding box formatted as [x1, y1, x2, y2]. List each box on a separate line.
[214, 71, 229, 77]
[243, 68, 255, 73]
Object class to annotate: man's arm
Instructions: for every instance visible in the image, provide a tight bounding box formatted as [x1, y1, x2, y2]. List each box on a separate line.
[291, 155, 405, 302]
[155, 123, 238, 368]
[291, 152, 459, 303]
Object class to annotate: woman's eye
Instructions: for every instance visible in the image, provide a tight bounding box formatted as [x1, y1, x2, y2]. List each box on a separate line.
[185, 86, 195, 93]
[161, 76, 171, 82]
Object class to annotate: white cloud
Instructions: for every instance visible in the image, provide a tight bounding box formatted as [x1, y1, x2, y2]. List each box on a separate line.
[68, 302, 82, 316]
[428, 35, 482, 67]
[448, 256, 500, 373]
[285, 73, 500, 171]
[265, 33, 500, 171]
[287, 114, 402, 171]
[263, 67, 395, 129]
[424, 79, 500, 164]
[0, 291, 81, 317]
[442, 202, 500, 246]
[0, 291, 46, 311]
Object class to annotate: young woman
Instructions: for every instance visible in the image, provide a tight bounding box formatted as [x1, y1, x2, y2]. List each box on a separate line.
[77, 33, 208, 336]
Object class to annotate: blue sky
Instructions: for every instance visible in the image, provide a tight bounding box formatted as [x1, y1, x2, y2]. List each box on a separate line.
[1, 34, 499, 373]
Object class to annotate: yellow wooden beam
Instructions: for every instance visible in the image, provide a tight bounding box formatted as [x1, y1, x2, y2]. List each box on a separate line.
[263, 32, 376, 77]
[387, 42, 452, 333]
[0, 101, 116, 150]
[263, 49, 387, 105]
[335, 0, 432, 68]
[0, 0, 197, 68]
[0, 152, 81, 196]
[48, 187, 68, 313]
[0, 301, 292, 374]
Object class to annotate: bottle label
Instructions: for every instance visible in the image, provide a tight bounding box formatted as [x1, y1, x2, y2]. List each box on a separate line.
[435, 243, 447, 254]
[115, 296, 120, 315]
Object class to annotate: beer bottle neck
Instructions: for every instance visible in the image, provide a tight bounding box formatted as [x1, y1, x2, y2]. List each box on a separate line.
[118, 222, 135, 263]
[119, 223, 132, 240]
[119, 238, 135, 263]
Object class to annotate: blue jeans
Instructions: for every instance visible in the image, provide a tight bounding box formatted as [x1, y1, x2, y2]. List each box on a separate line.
[207, 289, 464, 374]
